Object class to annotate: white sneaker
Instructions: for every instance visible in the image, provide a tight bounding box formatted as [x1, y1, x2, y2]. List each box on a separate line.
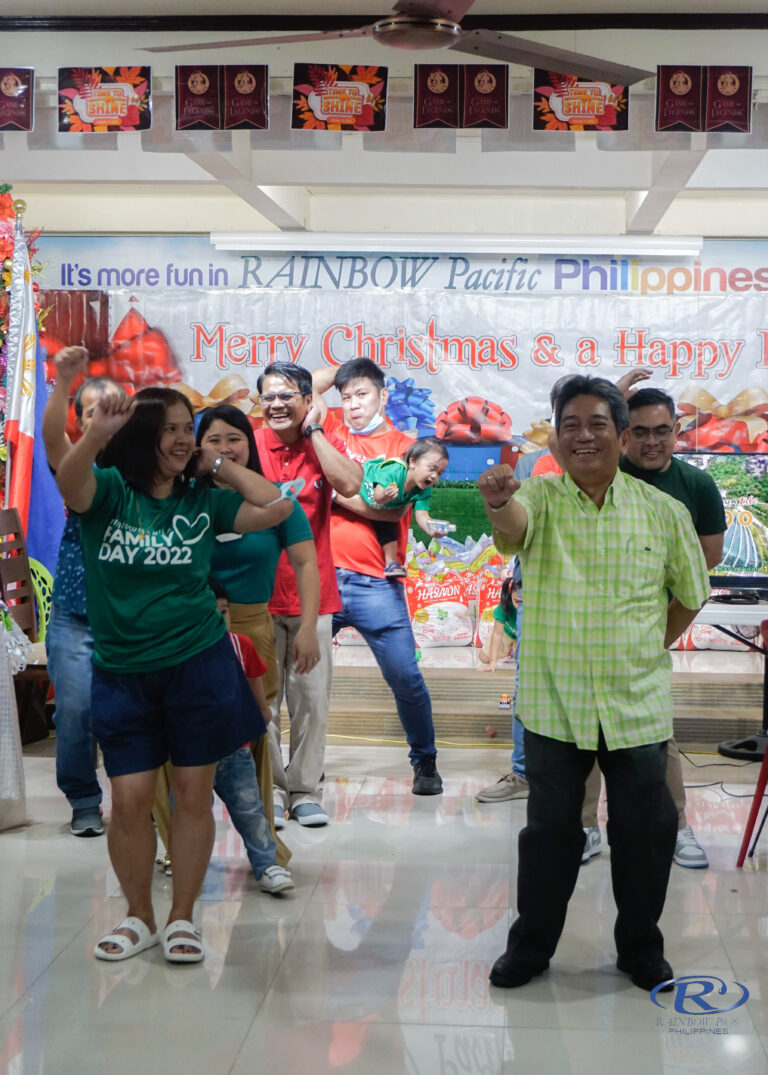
[581, 826, 603, 864]
[475, 772, 529, 803]
[258, 865, 294, 895]
[674, 825, 709, 869]
[273, 805, 286, 831]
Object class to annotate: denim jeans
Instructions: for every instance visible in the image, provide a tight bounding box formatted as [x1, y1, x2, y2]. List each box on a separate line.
[510, 599, 525, 777]
[46, 604, 102, 811]
[333, 569, 436, 765]
[214, 747, 275, 879]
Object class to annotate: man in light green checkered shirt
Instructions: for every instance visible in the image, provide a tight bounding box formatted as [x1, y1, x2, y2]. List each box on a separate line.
[478, 376, 710, 995]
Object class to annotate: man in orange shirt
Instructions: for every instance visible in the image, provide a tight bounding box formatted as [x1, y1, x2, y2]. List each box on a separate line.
[313, 359, 442, 795]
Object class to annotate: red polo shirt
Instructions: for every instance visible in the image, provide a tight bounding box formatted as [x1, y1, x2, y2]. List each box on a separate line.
[324, 411, 414, 580]
[254, 425, 347, 617]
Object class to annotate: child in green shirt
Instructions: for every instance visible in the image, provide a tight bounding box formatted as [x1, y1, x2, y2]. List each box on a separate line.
[478, 577, 519, 672]
[360, 436, 451, 578]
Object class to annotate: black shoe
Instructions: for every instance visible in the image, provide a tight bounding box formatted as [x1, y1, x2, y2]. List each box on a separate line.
[616, 956, 674, 992]
[412, 756, 443, 796]
[489, 951, 548, 989]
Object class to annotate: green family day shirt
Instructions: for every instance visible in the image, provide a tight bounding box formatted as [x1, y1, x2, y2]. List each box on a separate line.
[77, 467, 243, 672]
[210, 498, 313, 605]
[493, 470, 710, 750]
[360, 458, 432, 511]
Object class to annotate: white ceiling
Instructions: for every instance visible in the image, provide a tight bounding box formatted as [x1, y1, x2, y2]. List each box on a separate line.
[2, 3, 768, 239]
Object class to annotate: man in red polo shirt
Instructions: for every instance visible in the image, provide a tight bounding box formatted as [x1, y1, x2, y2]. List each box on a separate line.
[312, 358, 442, 796]
[254, 363, 362, 828]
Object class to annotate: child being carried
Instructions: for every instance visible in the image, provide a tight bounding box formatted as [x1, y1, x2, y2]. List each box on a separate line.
[360, 436, 451, 579]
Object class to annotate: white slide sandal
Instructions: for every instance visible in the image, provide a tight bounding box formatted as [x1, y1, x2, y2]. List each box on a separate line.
[162, 919, 204, 964]
[94, 916, 160, 962]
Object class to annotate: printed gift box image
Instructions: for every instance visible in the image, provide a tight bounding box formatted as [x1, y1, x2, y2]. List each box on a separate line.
[474, 570, 504, 648]
[404, 572, 474, 648]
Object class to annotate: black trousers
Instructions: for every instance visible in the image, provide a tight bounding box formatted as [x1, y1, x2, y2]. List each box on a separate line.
[505, 726, 677, 971]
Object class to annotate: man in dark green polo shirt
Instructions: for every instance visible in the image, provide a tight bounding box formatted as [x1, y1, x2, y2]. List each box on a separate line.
[581, 386, 726, 870]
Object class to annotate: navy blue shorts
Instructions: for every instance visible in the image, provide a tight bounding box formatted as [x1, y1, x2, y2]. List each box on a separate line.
[91, 633, 266, 777]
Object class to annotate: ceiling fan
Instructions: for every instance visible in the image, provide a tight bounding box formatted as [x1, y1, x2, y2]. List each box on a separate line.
[144, 0, 652, 85]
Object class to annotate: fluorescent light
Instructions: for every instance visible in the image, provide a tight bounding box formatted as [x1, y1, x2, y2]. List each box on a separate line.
[210, 231, 703, 257]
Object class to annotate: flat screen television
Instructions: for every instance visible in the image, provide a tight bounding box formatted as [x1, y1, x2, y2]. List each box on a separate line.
[676, 452, 768, 591]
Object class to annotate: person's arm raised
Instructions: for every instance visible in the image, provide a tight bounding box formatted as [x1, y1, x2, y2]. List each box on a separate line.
[310, 367, 337, 421]
[54, 394, 136, 513]
[302, 403, 362, 497]
[478, 464, 528, 545]
[42, 346, 89, 471]
[196, 449, 293, 533]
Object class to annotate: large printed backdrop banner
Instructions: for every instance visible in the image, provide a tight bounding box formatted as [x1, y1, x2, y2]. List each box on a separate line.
[38, 287, 768, 457]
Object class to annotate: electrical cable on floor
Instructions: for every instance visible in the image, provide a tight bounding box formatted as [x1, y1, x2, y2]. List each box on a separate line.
[680, 749, 755, 769]
[678, 748, 765, 796]
[327, 733, 514, 748]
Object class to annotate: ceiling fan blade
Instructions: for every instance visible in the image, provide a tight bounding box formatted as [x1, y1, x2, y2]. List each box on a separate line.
[143, 26, 373, 54]
[393, 0, 478, 20]
[450, 28, 653, 85]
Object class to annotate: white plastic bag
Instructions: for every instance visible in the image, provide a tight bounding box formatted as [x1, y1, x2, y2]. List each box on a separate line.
[3, 608, 30, 674]
[0, 607, 27, 830]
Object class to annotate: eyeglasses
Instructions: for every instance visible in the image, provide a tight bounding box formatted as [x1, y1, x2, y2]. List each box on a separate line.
[260, 391, 301, 405]
[628, 424, 675, 442]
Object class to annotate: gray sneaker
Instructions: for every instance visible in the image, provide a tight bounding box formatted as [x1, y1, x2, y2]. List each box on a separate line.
[581, 825, 603, 864]
[70, 807, 103, 837]
[475, 772, 529, 803]
[674, 825, 709, 869]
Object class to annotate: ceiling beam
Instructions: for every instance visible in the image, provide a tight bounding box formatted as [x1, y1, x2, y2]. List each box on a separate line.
[186, 145, 309, 228]
[626, 138, 708, 233]
[4, 13, 768, 33]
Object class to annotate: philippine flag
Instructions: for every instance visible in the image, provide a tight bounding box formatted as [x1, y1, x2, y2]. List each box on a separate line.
[5, 224, 65, 572]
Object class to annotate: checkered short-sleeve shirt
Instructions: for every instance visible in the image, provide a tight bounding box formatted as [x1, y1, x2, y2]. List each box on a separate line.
[493, 470, 711, 750]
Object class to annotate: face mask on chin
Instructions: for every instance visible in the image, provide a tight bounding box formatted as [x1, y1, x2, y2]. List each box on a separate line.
[349, 412, 386, 436]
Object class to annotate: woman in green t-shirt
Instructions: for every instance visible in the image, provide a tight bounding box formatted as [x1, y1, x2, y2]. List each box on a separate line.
[197, 404, 320, 705]
[152, 404, 320, 867]
[54, 387, 292, 966]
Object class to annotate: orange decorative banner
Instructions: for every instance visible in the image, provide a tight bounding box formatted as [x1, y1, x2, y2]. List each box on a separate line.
[58, 66, 151, 132]
[534, 69, 628, 131]
[292, 63, 387, 131]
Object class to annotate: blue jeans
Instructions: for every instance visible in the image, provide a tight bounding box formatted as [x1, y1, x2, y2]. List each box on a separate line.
[510, 598, 525, 777]
[214, 747, 275, 879]
[47, 604, 102, 811]
[333, 569, 436, 765]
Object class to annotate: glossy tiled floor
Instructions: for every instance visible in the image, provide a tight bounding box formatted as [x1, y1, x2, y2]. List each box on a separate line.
[3, 743, 768, 1074]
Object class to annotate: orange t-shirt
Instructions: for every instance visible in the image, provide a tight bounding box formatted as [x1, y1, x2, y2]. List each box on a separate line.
[324, 411, 413, 579]
[531, 453, 563, 477]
